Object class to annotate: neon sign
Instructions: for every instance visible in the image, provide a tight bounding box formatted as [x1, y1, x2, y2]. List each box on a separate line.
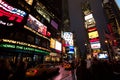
[0, 0, 27, 24]
[2, 39, 50, 52]
[88, 27, 97, 32]
[0, 20, 13, 26]
[0, 43, 49, 54]
[0, 0, 26, 17]
[0, 9, 23, 23]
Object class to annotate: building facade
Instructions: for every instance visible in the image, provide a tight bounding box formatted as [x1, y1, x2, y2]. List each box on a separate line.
[0, 0, 62, 63]
[68, 0, 120, 59]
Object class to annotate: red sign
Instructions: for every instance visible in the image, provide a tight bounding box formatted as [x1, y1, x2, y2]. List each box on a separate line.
[0, 0, 27, 26]
[87, 27, 97, 32]
[89, 38, 99, 42]
[0, 9, 23, 23]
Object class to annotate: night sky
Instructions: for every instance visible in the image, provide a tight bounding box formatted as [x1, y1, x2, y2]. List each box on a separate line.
[68, 0, 88, 57]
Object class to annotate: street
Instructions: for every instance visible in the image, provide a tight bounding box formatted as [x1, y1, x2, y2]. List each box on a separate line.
[48, 65, 76, 80]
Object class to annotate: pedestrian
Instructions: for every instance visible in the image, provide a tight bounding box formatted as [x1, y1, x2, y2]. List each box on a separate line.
[12, 60, 26, 80]
[90, 59, 113, 80]
[0, 58, 12, 80]
[70, 60, 76, 80]
[76, 59, 89, 80]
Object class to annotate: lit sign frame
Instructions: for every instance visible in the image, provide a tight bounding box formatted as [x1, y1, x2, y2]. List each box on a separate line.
[0, 0, 26, 17]
[1, 39, 50, 52]
[0, 43, 49, 54]
[90, 42, 101, 49]
[26, 14, 47, 36]
[88, 31, 99, 39]
[0, 0, 27, 26]
[24, 25, 49, 40]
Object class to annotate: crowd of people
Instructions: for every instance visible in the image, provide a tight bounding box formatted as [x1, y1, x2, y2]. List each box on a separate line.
[0, 58, 36, 80]
[75, 58, 120, 80]
[0, 57, 120, 80]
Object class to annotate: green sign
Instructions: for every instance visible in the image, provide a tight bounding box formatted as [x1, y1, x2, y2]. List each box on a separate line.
[0, 44, 15, 48]
[0, 43, 49, 54]
[16, 45, 23, 49]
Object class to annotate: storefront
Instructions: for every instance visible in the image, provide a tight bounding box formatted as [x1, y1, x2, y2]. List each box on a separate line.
[0, 39, 50, 63]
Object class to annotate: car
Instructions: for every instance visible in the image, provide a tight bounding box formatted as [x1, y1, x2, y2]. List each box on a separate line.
[63, 62, 72, 70]
[25, 64, 60, 78]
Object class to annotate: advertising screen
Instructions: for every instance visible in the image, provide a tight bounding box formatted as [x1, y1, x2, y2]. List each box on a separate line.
[0, 0, 27, 26]
[88, 27, 97, 32]
[90, 42, 101, 49]
[68, 46, 74, 54]
[88, 31, 99, 39]
[26, 14, 47, 36]
[89, 38, 99, 42]
[51, 20, 58, 29]
[63, 32, 73, 46]
[85, 14, 93, 20]
[50, 38, 55, 49]
[55, 40, 62, 52]
[98, 54, 108, 59]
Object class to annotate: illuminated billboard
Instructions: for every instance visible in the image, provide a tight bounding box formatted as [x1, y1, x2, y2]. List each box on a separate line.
[63, 32, 74, 46]
[55, 40, 62, 52]
[68, 46, 74, 54]
[50, 38, 55, 49]
[0, 43, 49, 54]
[51, 20, 58, 30]
[85, 14, 93, 20]
[88, 27, 97, 32]
[88, 31, 99, 39]
[84, 14, 96, 28]
[90, 42, 101, 49]
[98, 53, 108, 59]
[89, 38, 99, 42]
[26, 14, 47, 36]
[0, 0, 27, 26]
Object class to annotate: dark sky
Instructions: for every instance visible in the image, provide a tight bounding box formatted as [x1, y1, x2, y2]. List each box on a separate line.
[68, 0, 88, 56]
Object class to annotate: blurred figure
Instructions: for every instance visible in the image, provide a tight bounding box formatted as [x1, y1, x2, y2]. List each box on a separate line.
[0, 58, 12, 80]
[90, 59, 113, 80]
[86, 58, 91, 69]
[70, 60, 75, 80]
[12, 60, 27, 80]
[76, 59, 89, 80]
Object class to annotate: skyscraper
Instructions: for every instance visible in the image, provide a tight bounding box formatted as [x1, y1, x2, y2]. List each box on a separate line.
[68, 0, 119, 59]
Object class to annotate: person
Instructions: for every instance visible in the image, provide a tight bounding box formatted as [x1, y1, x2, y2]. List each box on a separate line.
[86, 58, 91, 69]
[90, 59, 113, 80]
[70, 60, 76, 80]
[12, 60, 27, 80]
[76, 59, 89, 80]
[0, 58, 12, 80]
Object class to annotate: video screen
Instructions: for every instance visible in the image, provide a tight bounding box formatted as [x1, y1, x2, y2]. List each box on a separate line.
[26, 14, 47, 36]
[98, 54, 108, 59]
